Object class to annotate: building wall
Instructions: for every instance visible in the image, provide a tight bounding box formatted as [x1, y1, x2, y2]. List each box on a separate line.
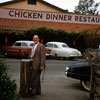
[0, 0, 100, 33]
[0, 18, 100, 32]
[0, 0, 62, 12]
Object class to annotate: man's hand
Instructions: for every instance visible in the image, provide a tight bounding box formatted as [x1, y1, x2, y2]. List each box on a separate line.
[40, 66, 45, 70]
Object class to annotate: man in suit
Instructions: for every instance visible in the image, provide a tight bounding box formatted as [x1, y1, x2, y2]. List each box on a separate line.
[29, 35, 46, 96]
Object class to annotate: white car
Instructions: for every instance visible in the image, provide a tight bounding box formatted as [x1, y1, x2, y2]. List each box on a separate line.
[45, 42, 82, 59]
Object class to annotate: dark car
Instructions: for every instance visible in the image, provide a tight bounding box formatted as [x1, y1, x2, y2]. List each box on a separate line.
[65, 60, 91, 91]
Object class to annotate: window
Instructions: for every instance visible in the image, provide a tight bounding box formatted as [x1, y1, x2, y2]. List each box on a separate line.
[30, 43, 35, 47]
[14, 43, 21, 46]
[22, 43, 28, 47]
[62, 44, 69, 48]
[54, 44, 58, 48]
[27, 0, 36, 5]
[45, 44, 53, 48]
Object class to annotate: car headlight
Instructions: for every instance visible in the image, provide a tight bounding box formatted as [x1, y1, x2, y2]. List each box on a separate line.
[65, 67, 69, 75]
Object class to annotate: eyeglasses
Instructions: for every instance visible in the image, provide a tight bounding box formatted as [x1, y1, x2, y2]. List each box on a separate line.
[33, 38, 39, 40]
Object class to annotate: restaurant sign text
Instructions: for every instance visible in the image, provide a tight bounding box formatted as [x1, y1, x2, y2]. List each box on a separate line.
[0, 8, 100, 24]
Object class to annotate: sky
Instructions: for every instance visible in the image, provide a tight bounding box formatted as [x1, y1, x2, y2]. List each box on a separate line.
[0, 0, 100, 12]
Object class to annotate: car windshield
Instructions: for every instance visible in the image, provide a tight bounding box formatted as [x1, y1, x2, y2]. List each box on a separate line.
[45, 44, 53, 48]
[30, 43, 35, 47]
[62, 44, 69, 48]
[22, 43, 28, 47]
[13, 43, 21, 46]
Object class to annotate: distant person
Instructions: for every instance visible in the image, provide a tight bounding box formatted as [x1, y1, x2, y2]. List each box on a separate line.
[29, 35, 46, 96]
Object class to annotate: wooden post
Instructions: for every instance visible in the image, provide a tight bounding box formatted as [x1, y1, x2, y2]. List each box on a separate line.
[20, 59, 33, 97]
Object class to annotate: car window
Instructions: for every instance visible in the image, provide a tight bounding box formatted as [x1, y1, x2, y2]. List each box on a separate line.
[62, 44, 69, 48]
[54, 44, 58, 48]
[45, 44, 53, 48]
[22, 43, 28, 47]
[13, 43, 21, 46]
[30, 43, 35, 47]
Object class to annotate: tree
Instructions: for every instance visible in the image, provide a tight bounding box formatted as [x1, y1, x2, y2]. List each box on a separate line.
[74, 0, 100, 15]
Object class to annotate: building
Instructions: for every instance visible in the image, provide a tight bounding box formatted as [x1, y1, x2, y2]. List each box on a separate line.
[0, 0, 100, 32]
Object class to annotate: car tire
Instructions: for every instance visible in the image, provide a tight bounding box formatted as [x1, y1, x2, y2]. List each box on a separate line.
[80, 80, 90, 91]
[55, 53, 57, 57]
[1, 51, 8, 57]
[4, 52, 8, 57]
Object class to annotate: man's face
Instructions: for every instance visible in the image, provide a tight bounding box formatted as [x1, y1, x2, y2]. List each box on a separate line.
[33, 35, 39, 44]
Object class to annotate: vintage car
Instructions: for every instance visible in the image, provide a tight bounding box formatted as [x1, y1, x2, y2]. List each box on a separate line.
[65, 60, 90, 91]
[0, 40, 51, 58]
[45, 42, 82, 59]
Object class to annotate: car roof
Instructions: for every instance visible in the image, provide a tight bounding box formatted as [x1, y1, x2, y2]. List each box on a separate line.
[46, 42, 66, 45]
[15, 40, 34, 43]
[14, 40, 34, 46]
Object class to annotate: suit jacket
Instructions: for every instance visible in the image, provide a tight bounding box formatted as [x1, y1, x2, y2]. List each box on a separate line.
[31, 43, 46, 70]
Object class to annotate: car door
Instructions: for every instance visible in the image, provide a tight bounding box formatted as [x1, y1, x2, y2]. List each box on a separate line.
[21, 42, 32, 56]
[46, 43, 60, 57]
[45, 43, 54, 55]
[45, 43, 53, 49]
[52, 44, 59, 56]
[8, 42, 23, 56]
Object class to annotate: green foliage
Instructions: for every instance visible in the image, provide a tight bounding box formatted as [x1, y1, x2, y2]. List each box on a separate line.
[0, 30, 24, 35]
[25, 27, 69, 43]
[0, 58, 17, 100]
[76, 28, 100, 50]
[74, 0, 100, 15]
[1, 27, 100, 52]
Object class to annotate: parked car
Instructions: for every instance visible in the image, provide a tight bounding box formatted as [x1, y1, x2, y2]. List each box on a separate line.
[65, 60, 90, 91]
[45, 42, 82, 59]
[83, 48, 100, 59]
[0, 40, 51, 58]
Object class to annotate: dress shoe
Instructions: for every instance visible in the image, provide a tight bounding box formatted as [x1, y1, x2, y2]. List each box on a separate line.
[36, 92, 41, 95]
[31, 91, 36, 96]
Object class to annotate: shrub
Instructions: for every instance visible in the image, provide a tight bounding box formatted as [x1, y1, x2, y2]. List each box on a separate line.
[0, 58, 17, 100]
